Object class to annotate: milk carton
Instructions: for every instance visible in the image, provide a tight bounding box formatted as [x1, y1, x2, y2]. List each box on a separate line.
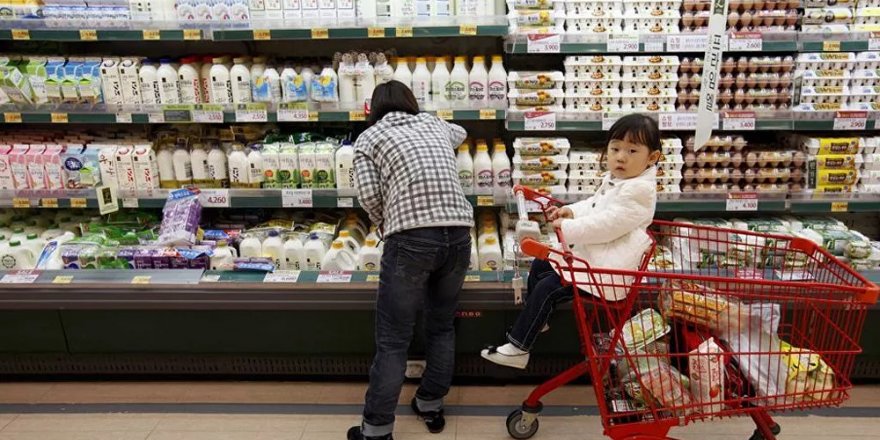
[25, 144, 47, 190]
[115, 145, 137, 191]
[133, 144, 160, 189]
[97, 144, 119, 189]
[118, 58, 142, 105]
[278, 142, 299, 188]
[298, 143, 316, 189]
[0, 145, 14, 190]
[8, 145, 30, 189]
[80, 57, 103, 104]
[43, 144, 65, 190]
[100, 57, 124, 106]
[44, 57, 66, 104]
[261, 143, 281, 188]
[61, 58, 84, 103]
[25, 56, 49, 105]
[0, 57, 34, 104]
[314, 142, 336, 189]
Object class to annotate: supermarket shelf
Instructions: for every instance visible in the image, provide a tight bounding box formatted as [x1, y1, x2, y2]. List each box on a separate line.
[0, 26, 205, 42]
[504, 32, 798, 54]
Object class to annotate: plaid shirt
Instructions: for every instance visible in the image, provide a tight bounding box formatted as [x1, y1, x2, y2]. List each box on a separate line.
[354, 112, 475, 237]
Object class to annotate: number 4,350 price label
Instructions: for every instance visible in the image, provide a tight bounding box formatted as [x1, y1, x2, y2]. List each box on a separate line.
[523, 111, 556, 131]
[527, 34, 561, 53]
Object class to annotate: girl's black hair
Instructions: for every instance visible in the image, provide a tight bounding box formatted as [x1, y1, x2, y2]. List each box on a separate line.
[607, 113, 661, 152]
[367, 80, 420, 125]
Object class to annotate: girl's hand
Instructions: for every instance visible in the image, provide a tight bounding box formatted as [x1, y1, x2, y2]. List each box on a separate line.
[551, 218, 566, 230]
[547, 206, 574, 221]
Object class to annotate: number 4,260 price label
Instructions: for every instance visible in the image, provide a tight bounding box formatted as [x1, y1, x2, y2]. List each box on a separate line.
[527, 34, 561, 53]
[200, 189, 230, 208]
[523, 111, 556, 131]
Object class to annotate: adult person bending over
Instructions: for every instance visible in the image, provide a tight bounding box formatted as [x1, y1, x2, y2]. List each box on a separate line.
[348, 80, 475, 440]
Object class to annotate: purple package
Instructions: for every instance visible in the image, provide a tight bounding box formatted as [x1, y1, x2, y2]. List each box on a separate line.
[151, 248, 174, 269]
[116, 247, 137, 269]
[170, 248, 190, 269]
[158, 189, 203, 246]
[133, 247, 154, 269]
[62, 246, 83, 269]
[182, 246, 212, 270]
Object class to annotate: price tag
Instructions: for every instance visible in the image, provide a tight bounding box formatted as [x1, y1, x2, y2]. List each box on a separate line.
[41, 198, 59, 208]
[311, 28, 329, 39]
[97, 185, 119, 215]
[183, 29, 201, 40]
[263, 270, 301, 283]
[201, 274, 221, 282]
[282, 188, 313, 208]
[644, 38, 665, 52]
[525, 200, 543, 213]
[728, 33, 762, 51]
[658, 112, 718, 131]
[79, 29, 98, 41]
[235, 103, 268, 122]
[122, 198, 139, 208]
[460, 24, 478, 35]
[722, 111, 756, 131]
[11, 29, 29, 40]
[337, 197, 354, 208]
[0, 271, 39, 284]
[464, 274, 481, 282]
[726, 192, 759, 211]
[607, 34, 640, 52]
[436, 109, 454, 120]
[523, 111, 556, 131]
[115, 112, 132, 123]
[53, 275, 74, 284]
[200, 189, 230, 208]
[527, 34, 561, 53]
[12, 198, 30, 208]
[602, 112, 626, 131]
[479, 109, 496, 120]
[163, 105, 193, 123]
[349, 110, 366, 121]
[50, 113, 68, 123]
[70, 198, 87, 208]
[823, 40, 842, 52]
[666, 34, 707, 52]
[456, 311, 483, 318]
[131, 275, 151, 284]
[148, 112, 165, 123]
[253, 29, 271, 40]
[834, 111, 868, 130]
[395, 26, 413, 37]
[477, 195, 495, 207]
[870, 33, 880, 51]
[142, 29, 161, 40]
[277, 103, 310, 122]
[366, 274, 380, 282]
[192, 104, 224, 123]
[316, 271, 353, 283]
[368, 27, 385, 38]
[4, 112, 22, 123]
[831, 201, 849, 212]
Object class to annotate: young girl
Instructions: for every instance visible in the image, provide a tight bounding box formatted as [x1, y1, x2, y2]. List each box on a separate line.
[481, 113, 662, 369]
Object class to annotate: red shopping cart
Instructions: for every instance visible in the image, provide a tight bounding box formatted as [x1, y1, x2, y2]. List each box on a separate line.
[505, 186, 879, 440]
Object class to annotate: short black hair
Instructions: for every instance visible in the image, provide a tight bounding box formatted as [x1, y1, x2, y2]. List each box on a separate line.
[607, 113, 661, 152]
[368, 80, 420, 125]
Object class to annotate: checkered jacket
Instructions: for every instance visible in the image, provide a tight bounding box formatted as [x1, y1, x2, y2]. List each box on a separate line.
[354, 112, 475, 237]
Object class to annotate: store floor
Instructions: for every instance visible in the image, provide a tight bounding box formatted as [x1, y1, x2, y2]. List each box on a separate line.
[0, 382, 878, 439]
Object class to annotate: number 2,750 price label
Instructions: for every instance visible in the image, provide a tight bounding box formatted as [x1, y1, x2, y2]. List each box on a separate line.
[199, 189, 230, 208]
[527, 34, 561, 53]
[523, 111, 556, 131]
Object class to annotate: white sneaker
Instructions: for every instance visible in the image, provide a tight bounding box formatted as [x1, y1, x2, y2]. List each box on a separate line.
[541, 323, 550, 333]
[480, 344, 530, 370]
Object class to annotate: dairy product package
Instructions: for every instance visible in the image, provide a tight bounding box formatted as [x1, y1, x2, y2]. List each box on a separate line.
[158, 188, 203, 246]
[689, 337, 725, 415]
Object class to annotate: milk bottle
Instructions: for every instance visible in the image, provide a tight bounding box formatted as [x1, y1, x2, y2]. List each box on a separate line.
[411, 57, 431, 104]
[473, 141, 493, 195]
[457, 142, 475, 195]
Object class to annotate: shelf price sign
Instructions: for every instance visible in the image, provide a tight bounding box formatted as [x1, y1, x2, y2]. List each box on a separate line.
[317, 271, 353, 283]
[235, 103, 268, 122]
[726, 192, 759, 211]
[527, 34, 561, 53]
[607, 33, 640, 52]
[192, 104, 224, 123]
[460, 24, 478, 35]
[367, 27, 385, 38]
[11, 29, 29, 40]
[253, 29, 271, 40]
[264, 270, 301, 283]
[79, 29, 98, 41]
[666, 34, 707, 52]
[834, 111, 868, 131]
[183, 29, 201, 40]
[4, 112, 22, 123]
[0, 270, 40, 284]
[523, 111, 556, 131]
[142, 29, 161, 40]
[277, 103, 310, 122]
[200, 189, 230, 208]
[728, 33, 762, 51]
[722, 111, 756, 131]
[435, 109, 454, 120]
[395, 26, 413, 37]
[282, 189, 313, 208]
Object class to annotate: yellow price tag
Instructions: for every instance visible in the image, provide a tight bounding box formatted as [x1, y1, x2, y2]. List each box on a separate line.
[11, 29, 30, 40]
[79, 29, 98, 41]
[477, 195, 495, 206]
[183, 29, 201, 40]
[824, 41, 842, 52]
[831, 202, 848, 212]
[253, 29, 271, 40]
[464, 275, 481, 282]
[460, 24, 478, 35]
[368, 27, 385, 38]
[349, 110, 366, 121]
[308, 111, 319, 122]
[436, 109, 454, 120]
[366, 274, 380, 282]
[132, 275, 152, 285]
[50, 113, 68, 123]
[53, 275, 74, 284]
[479, 109, 496, 120]
[41, 198, 59, 208]
[70, 198, 88, 208]
[142, 29, 161, 40]
[12, 198, 30, 208]
[395, 26, 413, 37]
[4, 112, 22, 123]
[311, 28, 329, 39]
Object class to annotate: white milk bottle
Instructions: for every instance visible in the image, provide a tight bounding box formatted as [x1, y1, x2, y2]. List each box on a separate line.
[473, 140, 493, 195]
[392, 57, 413, 90]
[468, 55, 488, 106]
[138, 61, 161, 105]
[336, 140, 355, 189]
[230, 57, 252, 103]
[210, 57, 233, 104]
[247, 145, 264, 188]
[1, 240, 35, 270]
[178, 56, 202, 104]
[488, 54, 507, 108]
[374, 53, 395, 85]
[157, 146, 176, 188]
[338, 53, 357, 104]
[354, 53, 376, 106]
[448, 56, 469, 103]
[208, 143, 230, 188]
[431, 56, 450, 106]
[322, 240, 357, 271]
[411, 57, 431, 105]
[492, 140, 511, 195]
[191, 143, 210, 185]
[157, 58, 181, 104]
[457, 142, 475, 195]
[250, 56, 267, 99]
[173, 145, 194, 186]
[239, 234, 262, 258]
[358, 0, 377, 18]
[336, 230, 361, 254]
[228, 144, 250, 188]
[282, 236, 305, 270]
[210, 241, 238, 270]
[479, 236, 502, 271]
[262, 230, 284, 268]
[304, 233, 327, 270]
[262, 67, 282, 103]
[200, 56, 213, 103]
[358, 238, 382, 271]
[24, 233, 46, 260]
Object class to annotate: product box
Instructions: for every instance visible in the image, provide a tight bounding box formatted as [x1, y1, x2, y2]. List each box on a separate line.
[298, 143, 316, 189]
[301, 0, 318, 18]
[808, 168, 860, 188]
[115, 145, 137, 191]
[25, 57, 49, 105]
[0, 57, 34, 104]
[62, 144, 102, 189]
[42, 144, 65, 190]
[79, 57, 103, 104]
[261, 143, 281, 188]
[61, 58, 84, 103]
[265, 0, 283, 19]
[0, 145, 14, 190]
[9, 144, 31, 190]
[44, 57, 66, 103]
[278, 142, 300, 188]
[97, 144, 119, 189]
[118, 58, 142, 106]
[132, 144, 160, 189]
[282, 0, 301, 19]
[26, 144, 47, 190]
[249, 0, 266, 19]
[100, 57, 124, 106]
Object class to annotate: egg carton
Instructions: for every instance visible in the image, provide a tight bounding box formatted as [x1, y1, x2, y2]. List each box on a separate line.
[513, 170, 569, 186]
[716, 73, 794, 90]
[620, 102, 677, 112]
[796, 70, 852, 87]
[564, 75, 622, 94]
[747, 168, 803, 184]
[716, 56, 796, 74]
[849, 70, 880, 88]
[509, 104, 566, 113]
[565, 102, 623, 112]
[793, 103, 852, 111]
[802, 24, 852, 33]
[862, 169, 880, 183]
[564, 55, 623, 77]
[621, 76, 678, 93]
[847, 86, 880, 104]
[513, 154, 570, 171]
[510, 21, 567, 34]
[564, 95, 622, 112]
[808, 154, 864, 172]
[798, 137, 863, 155]
[857, 183, 880, 193]
[864, 153, 880, 170]
[807, 184, 858, 193]
[745, 151, 804, 168]
[684, 151, 741, 168]
[565, 16, 624, 33]
[570, 150, 603, 163]
[681, 183, 736, 194]
[743, 183, 796, 194]
[513, 137, 572, 156]
[803, 0, 856, 7]
[508, 71, 565, 91]
[796, 53, 857, 71]
[507, 0, 565, 11]
[856, 52, 880, 71]
[655, 183, 682, 194]
[862, 137, 880, 154]
[661, 139, 683, 155]
[659, 154, 684, 171]
[624, 0, 682, 12]
[567, 183, 600, 194]
[807, 168, 861, 187]
[508, 10, 567, 27]
[622, 56, 680, 76]
[738, 10, 799, 27]
[861, 0, 880, 8]
[855, 7, 880, 25]
[802, 7, 855, 25]
[621, 14, 681, 34]
[797, 86, 850, 105]
[563, 0, 623, 15]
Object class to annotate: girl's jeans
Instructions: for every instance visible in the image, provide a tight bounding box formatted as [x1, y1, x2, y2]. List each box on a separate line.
[506, 258, 575, 351]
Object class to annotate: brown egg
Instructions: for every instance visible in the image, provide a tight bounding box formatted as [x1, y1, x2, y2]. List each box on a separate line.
[791, 169, 804, 182]
[683, 0, 697, 11]
[748, 59, 760, 74]
[684, 169, 696, 181]
[790, 183, 803, 192]
[694, 14, 708, 27]
[792, 151, 805, 167]
[678, 76, 691, 88]
[743, 91, 755, 105]
[773, 13, 786, 26]
[736, 73, 747, 88]
[732, 152, 744, 168]
[682, 14, 695, 27]
[744, 169, 756, 183]
[680, 57, 692, 72]
[747, 75, 758, 88]
[737, 57, 749, 72]
[730, 0, 743, 11]
[785, 11, 798, 27]
[742, 0, 755, 10]
[734, 90, 746, 104]
[728, 11, 740, 27]
[686, 137, 696, 150]
[754, 0, 765, 9]
[740, 10, 753, 27]
[746, 152, 758, 168]
[692, 58, 705, 73]
[779, 72, 792, 88]
[782, 56, 794, 72]
[778, 91, 791, 104]
[757, 74, 770, 88]
[769, 75, 780, 88]
[697, 152, 709, 166]
[777, 102, 790, 110]
[685, 153, 697, 167]
[691, 73, 702, 88]
[678, 91, 690, 104]
[720, 73, 734, 88]
[761, 13, 774, 27]
[683, 184, 695, 193]
[722, 58, 736, 73]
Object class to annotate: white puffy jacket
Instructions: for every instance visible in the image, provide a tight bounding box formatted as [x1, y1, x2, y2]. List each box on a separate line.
[548, 166, 657, 301]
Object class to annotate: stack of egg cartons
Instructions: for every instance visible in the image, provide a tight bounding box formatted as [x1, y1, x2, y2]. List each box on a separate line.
[658, 138, 684, 194]
[621, 56, 679, 112]
[623, 0, 681, 35]
[512, 138, 571, 196]
[564, 0, 624, 34]
[803, 0, 854, 33]
[568, 147, 604, 195]
[855, 0, 880, 32]
[848, 52, 880, 111]
[790, 135, 862, 194]
[508, 0, 566, 34]
[563, 55, 622, 113]
[862, 136, 880, 193]
[794, 53, 856, 112]
[507, 71, 565, 113]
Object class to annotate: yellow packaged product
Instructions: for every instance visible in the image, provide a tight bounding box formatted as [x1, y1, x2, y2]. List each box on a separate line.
[780, 341, 838, 402]
[659, 281, 731, 329]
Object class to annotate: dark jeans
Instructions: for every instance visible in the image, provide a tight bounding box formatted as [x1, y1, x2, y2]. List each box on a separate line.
[507, 258, 574, 352]
[362, 226, 471, 437]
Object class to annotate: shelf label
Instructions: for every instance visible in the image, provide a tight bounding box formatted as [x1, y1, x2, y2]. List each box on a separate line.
[722, 111, 756, 131]
[192, 104, 224, 123]
[142, 29, 161, 40]
[311, 28, 329, 39]
[263, 270, 301, 283]
[183, 29, 201, 40]
[436, 109, 454, 120]
[834, 111, 868, 130]
[527, 34, 561, 53]
[97, 185, 119, 215]
[115, 112, 132, 123]
[0, 271, 39, 284]
[277, 103, 310, 122]
[666, 34, 707, 52]
[282, 188, 313, 208]
[4, 112, 22, 123]
[395, 26, 413, 37]
[337, 197, 354, 208]
[823, 40, 842, 52]
[11, 29, 29, 40]
[79, 29, 98, 41]
[726, 192, 759, 211]
[456, 311, 482, 318]
[460, 24, 478, 35]
[602, 112, 626, 131]
[464, 274, 481, 282]
[366, 274, 380, 282]
[523, 111, 556, 131]
[163, 104, 193, 123]
[607, 33, 640, 52]
[131, 275, 151, 284]
[349, 110, 366, 121]
[70, 198, 87, 208]
[50, 113, 68, 123]
[200, 189, 230, 207]
[728, 33, 762, 51]
[479, 109, 496, 120]
[52, 275, 74, 284]
[235, 103, 268, 122]
[831, 201, 849, 212]
[41, 198, 59, 208]
[871, 33, 880, 50]
[122, 198, 139, 208]
[367, 27, 385, 38]
[253, 29, 271, 40]
[316, 271, 353, 283]
[12, 198, 30, 208]
[476, 195, 495, 207]
[148, 112, 165, 123]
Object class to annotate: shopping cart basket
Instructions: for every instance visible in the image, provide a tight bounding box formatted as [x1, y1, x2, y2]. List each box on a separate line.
[505, 186, 879, 440]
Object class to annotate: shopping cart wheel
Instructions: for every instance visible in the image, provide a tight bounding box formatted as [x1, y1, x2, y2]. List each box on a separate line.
[506, 409, 539, 439]
[748, 423, 781, 440]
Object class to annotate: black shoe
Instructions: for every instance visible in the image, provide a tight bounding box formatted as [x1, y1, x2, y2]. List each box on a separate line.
[347, 426, 393, 440]
[410, 397, 446, 434]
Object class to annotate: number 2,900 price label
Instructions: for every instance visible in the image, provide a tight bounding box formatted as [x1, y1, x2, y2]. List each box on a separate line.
[527, 34, 561, 53]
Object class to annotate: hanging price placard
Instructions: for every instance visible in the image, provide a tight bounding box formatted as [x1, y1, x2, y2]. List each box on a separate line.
[282, 189, 313, 208]
[479, 109, 497, 120]
[235, 103, 268, 122]
[833, 111, 868, 131]
[527, 34, 561, 53]
[523, 111, 556, 131]
[870, 32, 880, 50]
[823, 40, 842, 52]
[726, 192, 759, 211]
[12, 198, 30, 208]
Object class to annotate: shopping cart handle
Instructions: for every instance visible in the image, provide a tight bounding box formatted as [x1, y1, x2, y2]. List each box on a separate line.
[521, 238, 551, 261]
[513, 185, 564, 207]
